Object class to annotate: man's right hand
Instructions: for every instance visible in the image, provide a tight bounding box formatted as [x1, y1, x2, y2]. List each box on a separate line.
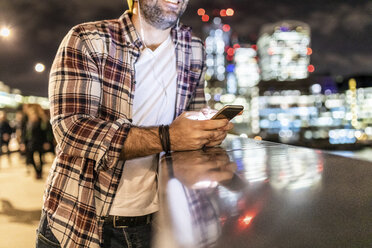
[169, 112, 230, 151]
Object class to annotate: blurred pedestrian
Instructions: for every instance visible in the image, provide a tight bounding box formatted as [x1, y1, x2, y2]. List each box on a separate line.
[0, 110, 13, 157]
[14, 110, 27, 154]
[34, 105, 55, 158]
[21, 106, 45, 179]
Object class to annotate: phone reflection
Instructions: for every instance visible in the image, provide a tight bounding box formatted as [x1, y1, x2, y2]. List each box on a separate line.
[160, 148, 244, 248]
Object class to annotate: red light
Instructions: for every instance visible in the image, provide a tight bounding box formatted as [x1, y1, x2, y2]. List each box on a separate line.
[197, 8, 205, 16]
[308, 64, 315, 73]
[202, 15, 209, 22]
[233, 44, 240, 49]
[227, 47, 234, 56]
[307, 47, 313, 55]
[222, 24, 230, 32]
[251, 44, 257, 50]
[226, 8, 234, 16]
[227, 55, 234, 61]
[238, 214, 254, 227]
[220, 9, 227, 17]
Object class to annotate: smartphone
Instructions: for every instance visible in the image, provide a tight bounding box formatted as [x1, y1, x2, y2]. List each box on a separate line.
[211, 105, 244, 120]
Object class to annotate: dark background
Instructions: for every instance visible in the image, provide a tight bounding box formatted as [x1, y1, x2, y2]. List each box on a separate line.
[0, 0, 371, 96]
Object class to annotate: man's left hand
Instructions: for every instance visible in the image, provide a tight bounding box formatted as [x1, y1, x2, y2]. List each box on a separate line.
[205, 121, 233, 147]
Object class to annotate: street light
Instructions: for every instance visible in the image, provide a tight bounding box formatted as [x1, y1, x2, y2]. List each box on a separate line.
[35, 63, 45, 73]
[0, 27, 11, 38]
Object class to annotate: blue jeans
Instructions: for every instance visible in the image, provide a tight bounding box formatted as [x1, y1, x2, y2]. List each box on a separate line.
[102, 218, 152, 248]
[35, 211, 153, 248]
[35, 211, 61, 248]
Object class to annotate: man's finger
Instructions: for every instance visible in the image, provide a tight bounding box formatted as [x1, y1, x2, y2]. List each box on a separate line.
[219, 122, 234, 131]
[200, 119, 229, 130]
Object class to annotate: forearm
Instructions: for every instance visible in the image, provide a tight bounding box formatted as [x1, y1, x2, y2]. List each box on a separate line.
[120, 113, 232, 160]
[120, 126, 163, 160]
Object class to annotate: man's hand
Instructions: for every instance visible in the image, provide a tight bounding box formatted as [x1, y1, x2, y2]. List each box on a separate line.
[204, 121, 233, 147]
[169, 112, 232, 151]
[201, 108, 234, 147]
[122, 111, 233, 160]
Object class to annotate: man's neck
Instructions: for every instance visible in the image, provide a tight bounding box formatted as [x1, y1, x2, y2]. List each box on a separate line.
[131, 8, 172, 51]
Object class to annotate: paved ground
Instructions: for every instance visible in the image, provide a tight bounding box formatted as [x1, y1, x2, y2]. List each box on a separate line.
[0, 152, 53, 248]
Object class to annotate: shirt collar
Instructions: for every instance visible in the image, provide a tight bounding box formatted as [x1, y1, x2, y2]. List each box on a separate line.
[119, 11, 143, 49]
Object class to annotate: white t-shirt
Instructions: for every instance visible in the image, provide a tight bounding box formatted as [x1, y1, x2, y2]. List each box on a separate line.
[110, 35, 176, 216]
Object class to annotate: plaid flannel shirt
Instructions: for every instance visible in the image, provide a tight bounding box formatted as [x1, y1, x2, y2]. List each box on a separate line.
[44, 11, 206, 247]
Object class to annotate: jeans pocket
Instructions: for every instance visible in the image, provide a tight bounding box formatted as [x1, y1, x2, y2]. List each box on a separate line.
[37, 232, 61, 248]
[36, 211, 61, 248]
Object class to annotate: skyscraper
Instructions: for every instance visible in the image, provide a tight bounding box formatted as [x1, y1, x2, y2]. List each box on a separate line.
[257, 21, 311, 82]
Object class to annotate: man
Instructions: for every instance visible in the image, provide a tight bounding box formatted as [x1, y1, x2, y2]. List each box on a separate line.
[36, 0, 232, 247]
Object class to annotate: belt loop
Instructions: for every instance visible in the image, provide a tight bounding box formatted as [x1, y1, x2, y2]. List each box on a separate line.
[113, 216, 117, 228]
[146, 214, 151, 224]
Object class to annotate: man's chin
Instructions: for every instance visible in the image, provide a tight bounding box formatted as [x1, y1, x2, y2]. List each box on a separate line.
[152, 17, 178, 30]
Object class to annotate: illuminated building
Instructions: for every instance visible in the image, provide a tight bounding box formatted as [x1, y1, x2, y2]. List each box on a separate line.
[234, 47, 260, 89]
[0, 81, 49, 110]
[200, 14, 372, 148]
[205, 17, 231, 82]
[257, 21, 311, 82]
[233, 47, 260, 133]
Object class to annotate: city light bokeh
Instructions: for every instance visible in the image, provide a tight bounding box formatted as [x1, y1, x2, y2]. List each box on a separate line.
[0, 27, 10, 38]
[199, 7, 372, 149]
[0, 3, 371, 150]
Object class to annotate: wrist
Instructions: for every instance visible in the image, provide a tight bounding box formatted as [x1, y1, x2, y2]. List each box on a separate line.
[158, 125, 171, 154]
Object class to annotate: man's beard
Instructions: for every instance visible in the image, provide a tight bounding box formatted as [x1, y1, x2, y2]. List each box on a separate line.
[139, 0, 187, 30]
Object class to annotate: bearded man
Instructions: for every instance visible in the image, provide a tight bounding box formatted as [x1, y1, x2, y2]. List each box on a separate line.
[36, 0, 232, 247]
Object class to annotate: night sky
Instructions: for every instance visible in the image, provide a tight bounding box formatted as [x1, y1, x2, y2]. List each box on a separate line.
[0, 0, 371, 96]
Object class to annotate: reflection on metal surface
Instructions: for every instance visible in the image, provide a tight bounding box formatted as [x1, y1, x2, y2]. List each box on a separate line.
[158, 137, 372, 248]
[227, 137, 324, 190]
[167, 180, 221, 248]
[170, 148, 237, 189]
[166, 178, 221, 248]
[242, 148, 268, 183]
[268, 148, 323, 190]
[161, 148, 241, 248]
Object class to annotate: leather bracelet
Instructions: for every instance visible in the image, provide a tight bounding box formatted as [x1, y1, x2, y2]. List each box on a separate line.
[158, 125, 171, 154]
[158, 125, 167, 152]
[164, 125, 171, 154]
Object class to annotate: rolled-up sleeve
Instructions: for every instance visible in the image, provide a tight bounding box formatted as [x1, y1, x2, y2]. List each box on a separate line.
[49, 28, 131, 171]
